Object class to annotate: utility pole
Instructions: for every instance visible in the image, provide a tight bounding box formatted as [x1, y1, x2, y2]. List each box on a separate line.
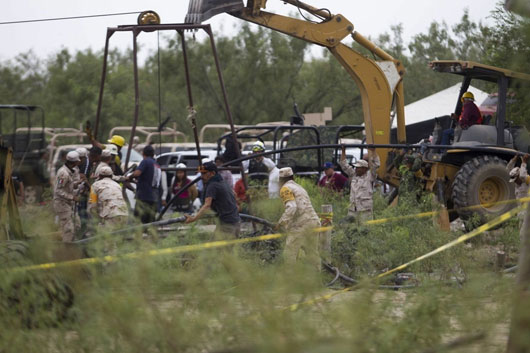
[506, 196, 530, 353]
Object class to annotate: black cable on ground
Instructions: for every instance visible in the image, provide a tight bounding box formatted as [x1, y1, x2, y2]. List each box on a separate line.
[322, 262, 419, 290]
[326, 266, 341, 287]
[504, 265, 518, 273]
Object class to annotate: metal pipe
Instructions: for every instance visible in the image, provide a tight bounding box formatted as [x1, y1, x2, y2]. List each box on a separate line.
[497, 75, 508, 146]
[178, 30, 203, 165]
[125, 29, 140, 171]
[76, 213, 273, 244]
[158, 142, 527, 220]
[74, 216, 187, 244]
[94, 29, 113, 139]
[205, 25, 246, 186]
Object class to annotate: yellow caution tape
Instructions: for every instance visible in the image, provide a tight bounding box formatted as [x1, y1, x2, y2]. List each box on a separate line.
[284, 204, 524, 312]
[11, 196, 528, 273]
[366, 196, 530, 226]
[10, 227, 332, 273]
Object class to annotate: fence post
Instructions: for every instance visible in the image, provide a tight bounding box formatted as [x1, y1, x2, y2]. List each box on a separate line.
[506, 197, 530, 353]
[320, 204, 333, 262]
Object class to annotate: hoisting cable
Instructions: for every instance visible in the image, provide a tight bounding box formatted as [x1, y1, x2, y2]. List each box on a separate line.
[0, 11, 142, 25]
[157, 30, 163, 155]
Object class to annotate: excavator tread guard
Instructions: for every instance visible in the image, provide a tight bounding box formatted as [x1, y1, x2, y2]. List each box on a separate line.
[185, 0, 244, 24]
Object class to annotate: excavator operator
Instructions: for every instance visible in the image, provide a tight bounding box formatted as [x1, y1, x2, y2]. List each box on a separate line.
[441, 91, 483, 145]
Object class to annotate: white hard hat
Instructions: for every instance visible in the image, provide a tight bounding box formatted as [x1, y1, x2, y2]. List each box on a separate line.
[252, 140, 265, 152]
[66, 151, 80, 162]
[279, 167, 293, 178]
[101, 149, 112, 158]
[509, 167, 520, 182]
[98, 166, 113, 177]
[75, 147, 88, 158]
[107, 144, 119, 156]
[176, 163, 187, 169]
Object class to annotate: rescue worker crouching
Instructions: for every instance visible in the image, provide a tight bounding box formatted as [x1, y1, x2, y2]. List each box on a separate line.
[339, 146, 380, 223]
[275, 167, 321, 270]
[53, 151, 83, 242]
[88, 165, 128, 228]
[185, 161, 241, 238]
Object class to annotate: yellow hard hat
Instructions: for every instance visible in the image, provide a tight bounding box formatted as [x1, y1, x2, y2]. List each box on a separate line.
[107, 135, 125, 147]
[461, 91, 475, 102]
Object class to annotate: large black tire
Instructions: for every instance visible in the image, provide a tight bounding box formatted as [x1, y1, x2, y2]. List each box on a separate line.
[451, 155, 515, 223]
[0, 241, 74, 328]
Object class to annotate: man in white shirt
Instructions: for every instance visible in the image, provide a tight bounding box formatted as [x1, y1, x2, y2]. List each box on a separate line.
[242, 141, 279, 198]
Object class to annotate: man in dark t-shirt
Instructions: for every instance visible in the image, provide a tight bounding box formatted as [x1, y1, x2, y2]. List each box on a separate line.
[185, 161, 240, 238]
[128, 145, 157, 224]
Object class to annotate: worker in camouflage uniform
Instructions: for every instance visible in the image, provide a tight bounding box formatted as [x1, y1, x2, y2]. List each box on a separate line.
[94, 148, 112, 179]
[53, 150, 82, 242]
[88, 166, 128, 228]
[276, 167, 321, 269]
[339, 146, 380, 222]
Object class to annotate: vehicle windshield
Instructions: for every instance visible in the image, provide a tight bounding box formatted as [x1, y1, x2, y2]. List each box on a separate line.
[121, 146, 143, 163]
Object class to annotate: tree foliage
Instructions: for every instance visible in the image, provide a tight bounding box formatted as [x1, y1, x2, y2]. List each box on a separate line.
[1, 4, 529, 139]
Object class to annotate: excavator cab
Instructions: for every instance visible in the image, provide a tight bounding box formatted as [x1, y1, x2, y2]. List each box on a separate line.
[429, 61, 530, 153]
[426, 61, 530, 223]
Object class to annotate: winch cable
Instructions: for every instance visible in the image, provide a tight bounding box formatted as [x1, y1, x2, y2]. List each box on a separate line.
[157, 30, 163, 156]
[0, 11, 142, 25]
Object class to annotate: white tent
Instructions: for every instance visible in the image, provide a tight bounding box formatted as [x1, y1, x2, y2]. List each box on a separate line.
[396, 83, 489, 127]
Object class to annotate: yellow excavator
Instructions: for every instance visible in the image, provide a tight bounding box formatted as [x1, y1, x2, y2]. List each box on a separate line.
[185, 0, 530, 223]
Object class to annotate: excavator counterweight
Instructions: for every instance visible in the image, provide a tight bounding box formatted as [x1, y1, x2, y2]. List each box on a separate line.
[185, 0, 244, 24]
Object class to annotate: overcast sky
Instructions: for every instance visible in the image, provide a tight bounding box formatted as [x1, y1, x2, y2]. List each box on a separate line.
[1, 0, 500, 63]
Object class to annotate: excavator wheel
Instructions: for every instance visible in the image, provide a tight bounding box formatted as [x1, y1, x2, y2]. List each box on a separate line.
[451, 155, 515, 225]
[0, 241, 74, 328]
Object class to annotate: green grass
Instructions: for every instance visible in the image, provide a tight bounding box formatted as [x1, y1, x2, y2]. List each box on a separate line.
[0, 180, 524, 353]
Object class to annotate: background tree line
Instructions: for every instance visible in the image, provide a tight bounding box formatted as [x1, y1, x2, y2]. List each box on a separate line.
[1, 3, 529, 140]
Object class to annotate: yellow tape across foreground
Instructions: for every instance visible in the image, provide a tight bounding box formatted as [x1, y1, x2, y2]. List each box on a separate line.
[10, 227, 333, 273]
[10, 197, 528, 273]
[285, 204, 524, 312]
[365, 196, 530, 226]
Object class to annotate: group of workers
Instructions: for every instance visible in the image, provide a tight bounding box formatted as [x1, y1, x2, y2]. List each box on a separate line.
[50, 105, 530, 267]
[52, 134, 153, 242]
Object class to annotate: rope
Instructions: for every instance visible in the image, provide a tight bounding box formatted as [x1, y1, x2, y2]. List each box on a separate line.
[157, 30, 162, 156]
[0, 11, 142, 25]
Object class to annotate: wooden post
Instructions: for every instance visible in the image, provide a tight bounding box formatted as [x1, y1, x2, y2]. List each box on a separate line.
[506, 198, 530, 353]
[320, 204, 333, 262]
[434, 179, 450, 231]
[496, 251, 506, 272]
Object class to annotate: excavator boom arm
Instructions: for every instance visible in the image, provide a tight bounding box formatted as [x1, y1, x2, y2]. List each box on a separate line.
[185, 0, 406, 181]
